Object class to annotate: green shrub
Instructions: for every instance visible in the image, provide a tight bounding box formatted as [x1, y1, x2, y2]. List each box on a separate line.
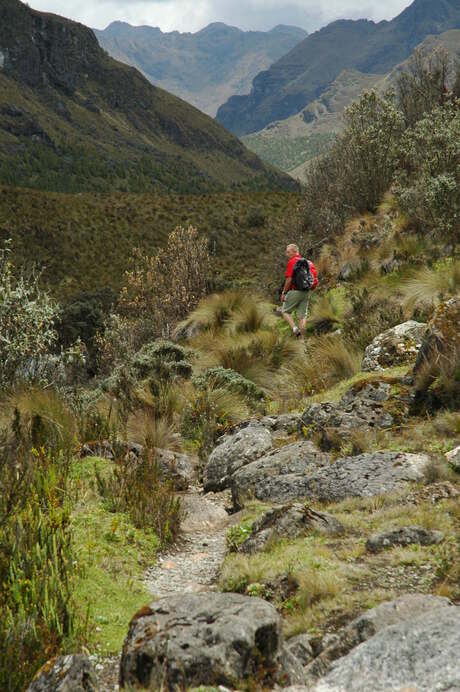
[131, 340, 194, 381]
[181, 386, 249, 464]
[393, 101, 460, 240]
[193, 367, 265, 406]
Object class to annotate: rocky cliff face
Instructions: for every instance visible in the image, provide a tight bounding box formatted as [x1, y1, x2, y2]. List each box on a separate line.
[216, 0, 460, 135]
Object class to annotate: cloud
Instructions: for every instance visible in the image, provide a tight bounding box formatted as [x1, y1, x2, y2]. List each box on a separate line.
[28, 0, 411, 33]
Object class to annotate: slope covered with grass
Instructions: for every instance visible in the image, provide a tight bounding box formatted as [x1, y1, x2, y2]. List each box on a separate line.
[0, 0, 295, 194]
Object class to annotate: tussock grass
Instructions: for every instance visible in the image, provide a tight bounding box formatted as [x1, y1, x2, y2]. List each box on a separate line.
[401, 260, 460, 313]
[307, 289, 348, 334]
[280, 335, 362, 399]
[126, 411, 182, 451]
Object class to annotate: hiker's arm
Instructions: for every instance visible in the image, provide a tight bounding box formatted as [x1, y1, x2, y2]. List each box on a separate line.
[281, 277, 292, 301]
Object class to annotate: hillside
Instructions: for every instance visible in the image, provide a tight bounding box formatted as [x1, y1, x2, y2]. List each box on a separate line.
[0, 185, 298, 298]
[0, 0, 295, 194]
[217, 0, 460, 136]
[243, 29, 460, 178]
[94, 22, 307, 117]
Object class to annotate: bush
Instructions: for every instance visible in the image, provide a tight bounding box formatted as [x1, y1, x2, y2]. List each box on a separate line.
[193, 367, 266, 406]
[301, 91, 403, 237]
[181, 386, 249, 463]
[95, 448, 182, 545]
[119, 225, 211, 337]
[0, 240, 59, 389]
[393, 101, 460, 240]
[344, 286, 404, 350]
[131, 340, 194, 381]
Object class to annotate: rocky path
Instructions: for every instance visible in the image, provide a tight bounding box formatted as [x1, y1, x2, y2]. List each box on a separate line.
[95, 485, 232, 691]
[144, 488, 230, 597]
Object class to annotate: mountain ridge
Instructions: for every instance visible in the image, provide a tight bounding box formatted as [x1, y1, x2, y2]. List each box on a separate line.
[94, 21, 307, 116]
[216, 0, 460, 135]
[0, 0, 295, 194]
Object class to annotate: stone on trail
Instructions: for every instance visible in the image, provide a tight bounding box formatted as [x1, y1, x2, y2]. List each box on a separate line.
[361, 320, 426, 371]
[232, 450, 429, 509]
[27, 654, 97, 692]
[239, 502, 344, 554]
[203, 424, 272, 492]
[303, 594, 452, 683]
[366, 525, 444, 553]
[119, 592, 285, 689]
[311, 605, 460, 692]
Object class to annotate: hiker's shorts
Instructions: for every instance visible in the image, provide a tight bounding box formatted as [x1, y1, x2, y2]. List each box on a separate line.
[282, 290, 310, 319]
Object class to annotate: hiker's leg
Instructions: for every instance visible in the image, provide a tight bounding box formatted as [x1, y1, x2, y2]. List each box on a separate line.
[281, 292, 299, 334]
[282, 310, 296, 330]
[298, 294, 310, 336]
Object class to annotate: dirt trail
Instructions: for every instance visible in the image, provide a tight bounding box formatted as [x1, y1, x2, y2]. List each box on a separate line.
[95, 485, 232, 690]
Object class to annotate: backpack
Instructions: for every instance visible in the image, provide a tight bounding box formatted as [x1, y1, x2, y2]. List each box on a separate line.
[292, 258, 318, 291]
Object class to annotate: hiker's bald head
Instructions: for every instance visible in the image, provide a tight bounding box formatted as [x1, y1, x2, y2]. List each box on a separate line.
[286, 244, 299, 259]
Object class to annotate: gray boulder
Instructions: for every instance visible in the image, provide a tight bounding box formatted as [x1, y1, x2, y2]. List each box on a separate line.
[304, 594, 451, 684]
[27, 654, 96, 692]
[301, 382, 394, 437]
[120, 592, 284, 689]
[126, 443, 193, 489]
[239, 503, 344, 554]
[366, 525, 444, 553]
[261, 414, 301, 434]
[231, 440, 331, 509]
[284, 633, 316, 668]
[232, 450, 429, 509]
[312, 605, 460, 692]
[204, 424, 272, 492]
[362, 320, 426, 371]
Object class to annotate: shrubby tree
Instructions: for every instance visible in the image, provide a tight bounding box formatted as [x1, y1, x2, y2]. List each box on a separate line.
[302, 91, 403, 237]
[0, 242, 58, 388]
[396, 49, 455, 128]
[119, 225, 211, 337]
[393, 100, 460, 240]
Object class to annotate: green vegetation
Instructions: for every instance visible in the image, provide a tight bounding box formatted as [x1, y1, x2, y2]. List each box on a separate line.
[72, 457, 159, 654]
[0, 187, 297, 299]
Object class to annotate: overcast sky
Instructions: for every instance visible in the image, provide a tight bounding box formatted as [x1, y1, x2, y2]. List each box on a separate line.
[27, 0, 412, 33]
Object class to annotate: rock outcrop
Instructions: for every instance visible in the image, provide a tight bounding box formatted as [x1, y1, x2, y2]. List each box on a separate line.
[312, 605, 460, 692]
[304, 594, 452, 684]
[204, 424, 272, 491]
[365, 525, 444, 553]
[119, 592, 285, 689]
[239, 503, 344, 554]
[27, 655, 96, 692]
[362, 320, 426, 371]
[301, 381, 395, 437]
[446, 445, 460, 472]
[232, 450, 429, 509]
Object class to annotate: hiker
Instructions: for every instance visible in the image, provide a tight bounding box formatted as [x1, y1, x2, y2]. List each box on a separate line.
[280, 243, 317, 337]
